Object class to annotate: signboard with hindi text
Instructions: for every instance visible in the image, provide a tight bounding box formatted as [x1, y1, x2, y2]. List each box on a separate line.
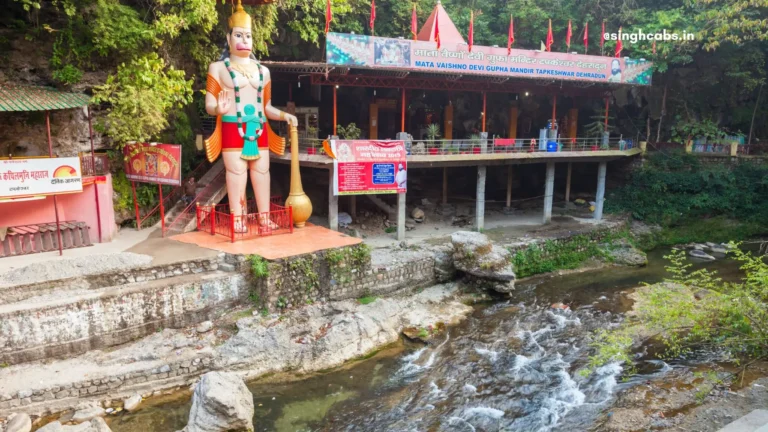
[332, 140, 407, 196]
[123, 143, 182, 186]
[326, 33, 653, 86]
[0, 157, 83, 200]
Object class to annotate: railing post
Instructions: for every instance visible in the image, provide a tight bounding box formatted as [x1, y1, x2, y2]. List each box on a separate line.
[211, 208, 216, 236]
[196, 203, 201, 231]
[230, 210, 236, 243]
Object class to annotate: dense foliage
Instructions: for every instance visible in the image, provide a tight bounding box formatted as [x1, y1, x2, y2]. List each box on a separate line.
[607, 151, 768, 227]
[586, 246, 768, 376]
[511, 235, 607, 278]
[3, 0, 766, 147]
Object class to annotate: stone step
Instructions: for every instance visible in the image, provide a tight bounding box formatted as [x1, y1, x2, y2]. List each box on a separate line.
[0, 257, 225, 306]
[0, 270, 247, 366]
[718, 410, 768, 432]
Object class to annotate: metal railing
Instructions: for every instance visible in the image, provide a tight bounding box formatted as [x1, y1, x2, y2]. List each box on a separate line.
[79, 152, 110, 177]
[290, 137, 632, 156]
[196, 196, 293, 242]
[650, 142, 768, 156]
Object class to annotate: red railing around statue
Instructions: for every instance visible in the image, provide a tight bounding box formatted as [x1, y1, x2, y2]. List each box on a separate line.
[196, 196, 293, 242]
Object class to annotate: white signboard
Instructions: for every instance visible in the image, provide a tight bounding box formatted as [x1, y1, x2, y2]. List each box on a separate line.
[0, 157, 83, 200]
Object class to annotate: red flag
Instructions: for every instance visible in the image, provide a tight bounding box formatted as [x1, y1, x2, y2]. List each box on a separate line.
[615, 26, 623, 57]
[468, 10, 474, 52]
[507, 15, 515, 55]
[566, 20, 572, 50]
[652, 39, 656, 54]
[583, 22, 589, 53]
[600, 21, 605, 51]
[411, 4, 418, 40]
[435, 9, 441, 49]
[369, 0, 375, 34]
[545, 19, 554, 52]
[325, 0, 332, 34]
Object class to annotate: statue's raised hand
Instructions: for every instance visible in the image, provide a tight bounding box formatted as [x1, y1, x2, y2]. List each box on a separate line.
[217, 89, 231, 115]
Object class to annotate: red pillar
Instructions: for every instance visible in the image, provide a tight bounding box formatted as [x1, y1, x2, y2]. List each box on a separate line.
[46, 111, 63, 256]
[87, 107, 102, 244]
[159, 184, 165, 236]
[401, 88, 406, 132]
[552, 94, 557, 127]
[333, 85, 338, 136]
[482, 92, 487, 133]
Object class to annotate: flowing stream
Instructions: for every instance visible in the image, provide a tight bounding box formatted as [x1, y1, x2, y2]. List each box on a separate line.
[110, 248, 751, 432]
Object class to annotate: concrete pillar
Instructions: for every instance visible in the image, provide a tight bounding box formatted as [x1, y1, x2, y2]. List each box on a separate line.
[506, 166, 513, 208]
[476, 166, 487, 231]
[369, 103, 378, 139]
[442, 167, 448, 205]
[350, 196, 357, 219]
[543, 161, 555, 224]
[595, 161, 607, 221]
[565, 162, 573, 204]
[329, 168, 338, 231]
[396, 192, 406, 241]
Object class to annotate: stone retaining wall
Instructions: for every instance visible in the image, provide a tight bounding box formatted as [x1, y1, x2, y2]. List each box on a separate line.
[0, 272, 247, 365]
[330, 257, 436, 300]
[0, 354, 215, 413]
[0, 257, 223, 305]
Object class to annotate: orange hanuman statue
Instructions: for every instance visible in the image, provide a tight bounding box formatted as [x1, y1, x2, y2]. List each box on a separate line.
[204, 0, 297, 232]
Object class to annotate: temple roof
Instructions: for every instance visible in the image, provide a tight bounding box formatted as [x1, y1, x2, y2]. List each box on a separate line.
[0, 84, 90, 112]
[417, 1, 466, 45]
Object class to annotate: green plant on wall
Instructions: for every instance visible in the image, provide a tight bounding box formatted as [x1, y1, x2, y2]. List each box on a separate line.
[288, 256, 319, 293]
[276, 296, 288, 310]
[327, 244, 371, 284]
[248, 255, 270, 278]
[510, 234, 607, 278]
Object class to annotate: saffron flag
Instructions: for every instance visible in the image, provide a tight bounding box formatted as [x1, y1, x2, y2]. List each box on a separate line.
[468, 10, 474, 52]
[545, 19, 554, 52]
[411, 4, 418, 40]
[435, 9, 441, 49]
[325, 0, 332, 34]
[600, 21, 605, 51]
[507, 15, 515, 55]
[370, 0, 375, 34]
[583, 22, 589, 53]
[615, 26, 623, 57]
[566, 20, 572, 50]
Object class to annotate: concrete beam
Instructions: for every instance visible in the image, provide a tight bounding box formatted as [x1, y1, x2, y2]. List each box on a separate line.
[595, 161, 607, 221]
[476, 166, 487, 231]
[329, 169, 338, 231]
[396, 192, 406, 241]
[543, 161, 555, 224]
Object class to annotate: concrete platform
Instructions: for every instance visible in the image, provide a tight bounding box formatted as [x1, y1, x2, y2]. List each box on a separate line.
[170, 223, 362, 260]
[718, 410, 768, 432]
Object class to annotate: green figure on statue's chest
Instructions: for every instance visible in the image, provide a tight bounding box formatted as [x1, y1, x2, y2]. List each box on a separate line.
[240, 103, 262, 160]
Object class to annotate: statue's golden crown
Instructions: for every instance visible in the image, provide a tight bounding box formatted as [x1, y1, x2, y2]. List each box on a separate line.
[228, 0, 251, 30]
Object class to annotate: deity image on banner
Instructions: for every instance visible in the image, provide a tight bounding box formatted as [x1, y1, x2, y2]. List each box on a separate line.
[204, 0, 298, 233]
[145, 154, 158, 177]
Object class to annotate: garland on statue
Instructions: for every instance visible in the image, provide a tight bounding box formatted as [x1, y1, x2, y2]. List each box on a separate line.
[224, 58, 265, 142]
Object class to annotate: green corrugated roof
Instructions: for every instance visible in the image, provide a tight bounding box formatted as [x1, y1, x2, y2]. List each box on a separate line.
[0, 84, 90, 112]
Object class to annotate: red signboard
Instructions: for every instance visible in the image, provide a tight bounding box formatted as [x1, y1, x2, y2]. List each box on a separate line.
[123, 143, 182, 186]
[332, 140, 407, 196]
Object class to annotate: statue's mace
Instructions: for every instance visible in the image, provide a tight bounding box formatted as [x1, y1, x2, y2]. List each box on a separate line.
[285, 125, 313, 227]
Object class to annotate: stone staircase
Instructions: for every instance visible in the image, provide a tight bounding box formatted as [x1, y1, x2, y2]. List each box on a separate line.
[0, 256, 246, 366]
[163, 160, 227, 236]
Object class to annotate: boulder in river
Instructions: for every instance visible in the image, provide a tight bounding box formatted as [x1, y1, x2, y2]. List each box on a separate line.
[451, 231, 515, 293]
[71, 407, 106, 424]
[37, 418, 112, 432]
[604, 239, 647, 266]
[181, 372, 254, 432]
[5, 413, 31, 432]
[123, 394, 142, 412]
[689, 249, 716, 260]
